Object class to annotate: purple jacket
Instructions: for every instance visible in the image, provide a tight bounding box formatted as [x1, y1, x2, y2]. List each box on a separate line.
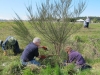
[68, 50, 85, 65]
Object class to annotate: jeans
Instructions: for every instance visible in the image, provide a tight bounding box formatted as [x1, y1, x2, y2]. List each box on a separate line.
[21, 59, 40, 66]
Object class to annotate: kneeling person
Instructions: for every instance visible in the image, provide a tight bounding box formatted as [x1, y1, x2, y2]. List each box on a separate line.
[21, 37, 45, 66]
[1, 36, 20, 55]
[64, 46, 91, 71]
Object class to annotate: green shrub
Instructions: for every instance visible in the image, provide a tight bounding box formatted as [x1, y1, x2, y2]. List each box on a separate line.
[22, 68, 34, 75]
[41, 64, 52, 75]
[74, 36, 82, 42]
[77, 69, 91, 75]
[53, 64, 61, 75]
[2, 60, 22, 75]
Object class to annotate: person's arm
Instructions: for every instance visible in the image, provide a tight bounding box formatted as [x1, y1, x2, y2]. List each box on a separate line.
[68, 54, 76, 63]
[39, 46, 48, 50]
[64, 55, 75, 66]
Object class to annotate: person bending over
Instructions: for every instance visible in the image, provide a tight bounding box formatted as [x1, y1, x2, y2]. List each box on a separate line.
[20, 37, 47, 66]
[1, 36, 20, 56]
[64, 46, 91, 71]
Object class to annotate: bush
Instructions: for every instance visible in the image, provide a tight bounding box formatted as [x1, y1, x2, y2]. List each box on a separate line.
[40, 63, 62, 75]
[22, 68, 34, 75]
[74, 35, 82, 42]
[2, 60, 22, 75]
[77, 69, 91, 75]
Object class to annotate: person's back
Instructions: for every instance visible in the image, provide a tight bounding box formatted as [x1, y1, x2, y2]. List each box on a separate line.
[68, 50, 86, 65]
[21, 42, 39, 62]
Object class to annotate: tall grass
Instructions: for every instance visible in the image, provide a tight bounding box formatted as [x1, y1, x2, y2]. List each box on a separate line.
[0, 22, 100, 75]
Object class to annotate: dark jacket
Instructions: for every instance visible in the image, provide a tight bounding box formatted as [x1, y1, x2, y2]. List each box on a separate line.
[21, 42, 39, 62]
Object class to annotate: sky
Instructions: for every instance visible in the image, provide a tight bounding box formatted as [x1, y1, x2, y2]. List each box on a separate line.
[0, 0, 100, 20]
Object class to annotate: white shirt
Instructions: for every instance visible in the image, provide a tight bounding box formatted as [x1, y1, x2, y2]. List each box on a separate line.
[83, 20, 86, 26]
[86, 18, 90, 22]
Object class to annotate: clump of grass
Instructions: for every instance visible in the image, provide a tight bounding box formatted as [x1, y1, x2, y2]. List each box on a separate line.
[53, 64, 61, 75]
[41, 64, 52, 75]
[22, 68, 34, 75]
[74, 35, 82, 42]
[2, 60, 22, 75]
[77, 69, 91, 75]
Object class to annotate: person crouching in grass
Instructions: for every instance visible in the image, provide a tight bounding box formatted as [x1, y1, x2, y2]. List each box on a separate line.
[64, 46, 91, 71]
[1, 36, 20, 56]
[20, 37, 47, 66]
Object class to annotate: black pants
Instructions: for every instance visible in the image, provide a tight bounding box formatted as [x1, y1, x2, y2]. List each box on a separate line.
[74, 64, 92, 71]
[12, 41, 20, 55]
[86, 22, 89, 28]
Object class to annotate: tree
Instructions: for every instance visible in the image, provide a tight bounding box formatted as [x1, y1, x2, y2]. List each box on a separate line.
[92, 18, 98, 23]
[13, 0, 87, 57]
[12, 13, 34, 44]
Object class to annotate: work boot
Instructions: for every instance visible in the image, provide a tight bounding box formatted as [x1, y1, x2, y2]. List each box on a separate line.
[3, 51, 7, 56]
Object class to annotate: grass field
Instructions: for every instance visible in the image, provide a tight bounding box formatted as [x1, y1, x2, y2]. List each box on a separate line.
[0, 22, 100, 75]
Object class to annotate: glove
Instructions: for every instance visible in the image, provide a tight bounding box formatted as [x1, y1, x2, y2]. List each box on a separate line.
[40, 55, 46, 60]
[41, 46, 48, 50]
